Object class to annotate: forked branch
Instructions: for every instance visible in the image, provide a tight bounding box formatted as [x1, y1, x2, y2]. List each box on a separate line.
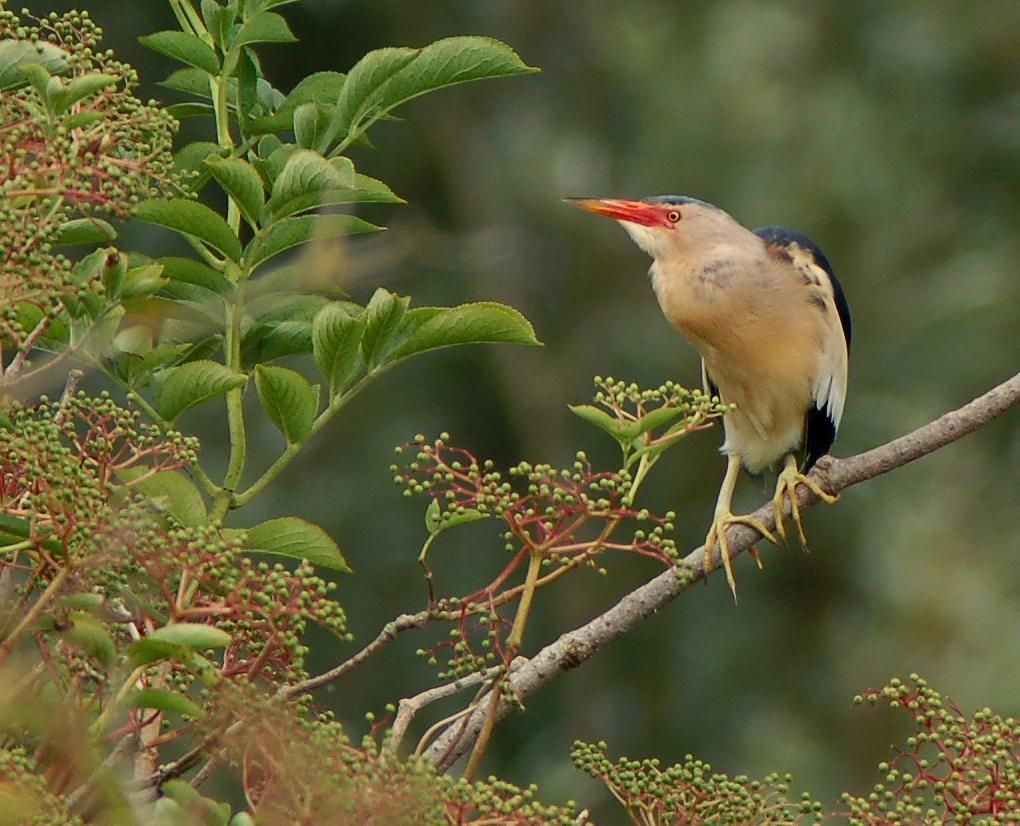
[422, 371, 1020, 771]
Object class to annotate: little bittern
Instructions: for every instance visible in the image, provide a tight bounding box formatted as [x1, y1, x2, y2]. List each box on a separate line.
[569, 196, 851, 598]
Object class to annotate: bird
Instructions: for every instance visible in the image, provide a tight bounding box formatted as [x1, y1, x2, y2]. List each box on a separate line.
[568, 195, 850, 598]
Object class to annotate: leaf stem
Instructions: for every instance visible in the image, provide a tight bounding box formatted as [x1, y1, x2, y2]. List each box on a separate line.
[233, 377, 369, 508]
[0, 566, 68, 665]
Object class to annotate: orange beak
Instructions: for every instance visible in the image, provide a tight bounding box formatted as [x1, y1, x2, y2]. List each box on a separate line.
[565, 198, 673, 229]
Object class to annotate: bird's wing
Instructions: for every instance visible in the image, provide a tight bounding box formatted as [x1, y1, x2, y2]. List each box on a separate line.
[701, 360, 720, 399]
[803, 253, 850, 469]
[754, 226, 851, 470]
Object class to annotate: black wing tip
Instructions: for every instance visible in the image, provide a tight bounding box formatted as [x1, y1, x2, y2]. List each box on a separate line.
[803, 404, 837, 472]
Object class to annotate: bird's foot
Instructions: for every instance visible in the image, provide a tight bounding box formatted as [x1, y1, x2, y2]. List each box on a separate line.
[771, 459, 838, 548]
[704, 511, 779, 600]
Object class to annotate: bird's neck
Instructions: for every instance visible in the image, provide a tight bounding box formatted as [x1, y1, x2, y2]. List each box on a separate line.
[649, 240, 765, 350]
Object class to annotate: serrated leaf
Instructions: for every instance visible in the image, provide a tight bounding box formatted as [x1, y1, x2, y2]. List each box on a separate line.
[244, 213, 379, 270]
[328, 47, 416, 148]
[123, 688, 204, 719]
[140, 30, 220, 75]
[242, 318, 313, 367]
[60, 613, 116, 668]
[54, 217, 116, 245]
[231, 11, 296, 51]
[247, 517, 350, 572]
[156, 359, 247, 421]
[293, 102, 325, 149]
[119, 468, 207, 527]
[360, 288, 409, 368]
[270, 149, 353, 208]
[328, 37, 537, 148]
[174, 141, 224, 176]
[254, 364, 316, 443]
[205, 157, 265, 226]
[135, 199, 242, 261]
[159, 256, 233, 295]
[0, 39, 68, 90]
[568, 404, 630, 444]
[160, 66, 215, 99]
[51, 71, 117, 113]
[389, 302, 540, 364]
[269, 170, 401, 219]
[624, 405, 688, 441]
[120, 263, 168, 300]
[248, 70, 345, 135]
[312, 303, 364, 395]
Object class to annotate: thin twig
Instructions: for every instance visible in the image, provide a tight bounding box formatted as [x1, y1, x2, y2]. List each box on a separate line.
[277, 610, 432, 700]
[386, 670, 492, 756]
[422, 371, 1020, 771]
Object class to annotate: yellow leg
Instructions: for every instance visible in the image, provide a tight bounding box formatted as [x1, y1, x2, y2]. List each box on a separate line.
[704, 454, 779, 600]
[772, 454, 838, 547]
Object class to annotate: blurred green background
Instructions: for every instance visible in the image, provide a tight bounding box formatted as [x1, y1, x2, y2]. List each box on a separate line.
[27, 0, 1020, 818]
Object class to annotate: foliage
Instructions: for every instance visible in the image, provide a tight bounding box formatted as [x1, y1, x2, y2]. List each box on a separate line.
[0, 1, 1015, 824]
[572, 741, 822, 826]
[393, 377, 729, 688]
[843, 675, 1020, 824]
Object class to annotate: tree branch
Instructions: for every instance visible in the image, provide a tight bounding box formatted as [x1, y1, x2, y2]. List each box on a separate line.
[422, 371, 1020, 771]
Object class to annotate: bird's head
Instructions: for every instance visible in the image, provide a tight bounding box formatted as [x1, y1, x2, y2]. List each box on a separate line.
[567, 195, 741, 260]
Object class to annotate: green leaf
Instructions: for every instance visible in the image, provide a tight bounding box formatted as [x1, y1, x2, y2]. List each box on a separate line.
[160, 256, 233, 296]
[329, 47, 417, 147]
[135, 199, 243, 261]
[18, 62, 53, 99]
[60, 613, 116, 668]
[425, 499, 487, 535]
[360, 288, 409, 368]
[389, 302, 540, 364]
[329, 37, 537, 148]
[248, 70, 345, 135]
[51, 71, 117, 113]
[231, 11, 296, 51]
[270, 149, 353, 210]
[156, 359, 247, 421]
[568, 404, 629, 444]
[244, 213, 380, 270]
[204, 157, 265, 226]
[54, 217, 116, 246]
[275, 173, 405, 220]
[242, 318, 313, 366]
[120, 263, 169, 300]
[292, 101, 325, 149]
[0, 39, 68, 90]
[139, 31, 219, 75]
[201, 0, 230, 48]
[312, 303, 364, 395]
[160, 67, 216, 99]
[624, 406, 689, 441]
[119, 468, 207, 527]
[246, 517, 351, 572]
[166, 101, 216, 120]
[123, 688, 204, 720]
[174, 141, 224, 176]
[254, 365, 316, 444]
[148, 623, 231, 649]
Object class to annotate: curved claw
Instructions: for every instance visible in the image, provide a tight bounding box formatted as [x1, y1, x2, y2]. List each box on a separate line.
[772, 455, 838, 550]
[704, 512, 779, 601]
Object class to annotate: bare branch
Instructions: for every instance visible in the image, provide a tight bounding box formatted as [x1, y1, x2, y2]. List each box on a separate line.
[277, 610, 431, 700]
[422, 371, 1020, 771]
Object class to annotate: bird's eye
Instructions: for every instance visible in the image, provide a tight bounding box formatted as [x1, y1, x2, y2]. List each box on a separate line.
[666, 210, 681, 224]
